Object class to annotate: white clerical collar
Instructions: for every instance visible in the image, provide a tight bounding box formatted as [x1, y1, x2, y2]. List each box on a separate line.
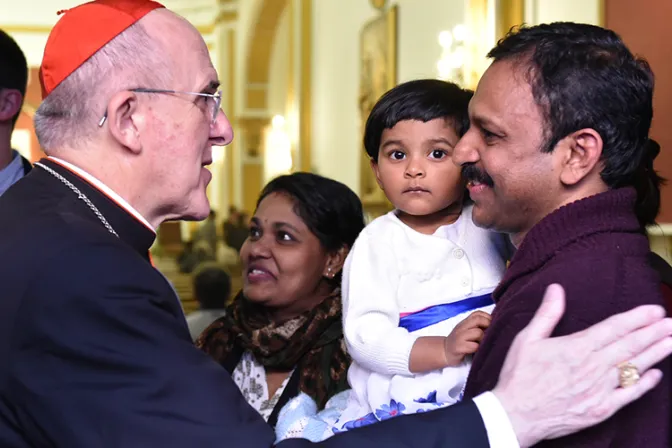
[48, 156, 155, 233]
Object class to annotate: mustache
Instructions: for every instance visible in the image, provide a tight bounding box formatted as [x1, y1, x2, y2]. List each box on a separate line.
[462, 164, 495, 187]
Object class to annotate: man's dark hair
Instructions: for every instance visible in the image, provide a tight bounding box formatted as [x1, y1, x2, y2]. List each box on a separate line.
[363, 79, 473, 160]
[489, 22, 663, 228]
[0, 30, 28, 127]
[257, 172, 365, 285]
[193, 264, 231, 309]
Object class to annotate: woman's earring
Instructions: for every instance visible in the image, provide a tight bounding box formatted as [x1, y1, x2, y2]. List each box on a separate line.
[326, 267, 333, 278]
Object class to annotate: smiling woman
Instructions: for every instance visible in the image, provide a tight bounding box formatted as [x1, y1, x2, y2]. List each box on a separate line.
[196, 172, 365, 427]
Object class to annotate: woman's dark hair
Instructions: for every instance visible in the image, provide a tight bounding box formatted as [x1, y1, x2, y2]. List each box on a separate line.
[488, 22, 661, 227]
[363, 79, 473, 160]
[631, 139, 666, 228]
[256, 172, 366, 283]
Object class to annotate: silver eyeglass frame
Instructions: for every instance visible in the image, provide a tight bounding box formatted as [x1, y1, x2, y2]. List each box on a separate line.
[98, 88, 222, 127]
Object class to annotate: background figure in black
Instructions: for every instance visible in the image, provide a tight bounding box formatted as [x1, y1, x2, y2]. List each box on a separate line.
[224, 206, 248, 253]
[187, 264, 231, 341]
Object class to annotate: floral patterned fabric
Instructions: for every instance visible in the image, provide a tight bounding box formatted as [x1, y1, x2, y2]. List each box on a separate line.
[232, 351, 293, 421]
[274, 303, 491, 442]
[196, 289, 350, 409]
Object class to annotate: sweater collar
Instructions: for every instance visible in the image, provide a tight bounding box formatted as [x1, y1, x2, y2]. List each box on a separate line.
[494, 187, 641, 301]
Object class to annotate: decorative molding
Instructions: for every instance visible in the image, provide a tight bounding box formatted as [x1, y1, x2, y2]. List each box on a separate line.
[370, 0, 388, 11]
[238, 0, 293, 211]
[169, 5, 217, 14]
[246, 0, 289, 85]
[465, 0, 490, 90]
[237, 113, 272, 122]
[358, 4, 397, 207]
[1, 21, 237, 38]
[245, 88, 267, 109]
[238, 109, 273, 119]
[215, 10, 238, 24]
[238, 116, 271, 158]
[241, 0, 289, 130]
[287, 0, 296, 172]
[242, 154, 264, 164]
[299, 0, 312, 172]
[598, 0, 606, 27]
[227, 28, 236, 206]
[197, 24, 215, 35]
[21, 102, 37, 118]
[1, 25, 51, 34]
[495, 0, 525, 39]
[242, 163, 263, 213]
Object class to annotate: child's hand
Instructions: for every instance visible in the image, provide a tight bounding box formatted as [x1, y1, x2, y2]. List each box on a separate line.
[443, 311, 492, 366]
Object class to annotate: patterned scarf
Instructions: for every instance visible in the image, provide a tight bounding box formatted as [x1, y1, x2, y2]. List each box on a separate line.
[195, 289, 350, 409]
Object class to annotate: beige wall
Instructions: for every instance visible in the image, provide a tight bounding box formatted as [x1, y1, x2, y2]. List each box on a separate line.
[525, 0, 601, 25]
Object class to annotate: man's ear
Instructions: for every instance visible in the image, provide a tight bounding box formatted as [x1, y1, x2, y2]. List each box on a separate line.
[104, 91, 144, 154]
[370, 157, 384, 190]
[0, 89, 23, 123]
[557, 128, 603, 186]
[323, 246, 349, 279]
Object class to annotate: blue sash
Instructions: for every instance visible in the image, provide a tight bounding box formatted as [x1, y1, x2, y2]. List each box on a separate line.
[399, 293, 494, 333]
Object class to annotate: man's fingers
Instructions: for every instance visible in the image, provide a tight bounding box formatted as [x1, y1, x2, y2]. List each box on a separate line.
[599, 369, 663, 422]
[600, 319, 672, 368]
[629, 336, 672, 374]
[578, 305, 668, 351]
[520, 283, 566, 341]
[606, 336, 672, 391]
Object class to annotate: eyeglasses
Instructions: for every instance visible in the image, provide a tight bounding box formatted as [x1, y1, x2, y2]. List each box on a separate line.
[98, 88, 222, 127]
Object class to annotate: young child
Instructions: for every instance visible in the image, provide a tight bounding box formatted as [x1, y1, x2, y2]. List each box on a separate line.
[275, 79, 512, 441]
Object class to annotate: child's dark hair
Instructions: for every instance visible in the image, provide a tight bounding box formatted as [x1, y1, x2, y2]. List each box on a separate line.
[363, 79, 473, 160]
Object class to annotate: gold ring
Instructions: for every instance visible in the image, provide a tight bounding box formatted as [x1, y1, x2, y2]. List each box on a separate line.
[618, 362, 640, 388]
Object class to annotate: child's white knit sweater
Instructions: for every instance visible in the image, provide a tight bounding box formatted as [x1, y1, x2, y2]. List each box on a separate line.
[337, 205, 510, 430]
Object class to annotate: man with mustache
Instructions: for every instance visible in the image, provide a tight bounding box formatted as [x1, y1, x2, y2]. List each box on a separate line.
[457, 22, 670, 447]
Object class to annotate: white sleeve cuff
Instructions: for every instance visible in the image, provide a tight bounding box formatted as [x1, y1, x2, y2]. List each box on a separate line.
[473, 391, 520, 448]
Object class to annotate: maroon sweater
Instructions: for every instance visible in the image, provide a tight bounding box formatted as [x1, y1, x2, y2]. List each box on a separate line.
[464, 187, 670, 447]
